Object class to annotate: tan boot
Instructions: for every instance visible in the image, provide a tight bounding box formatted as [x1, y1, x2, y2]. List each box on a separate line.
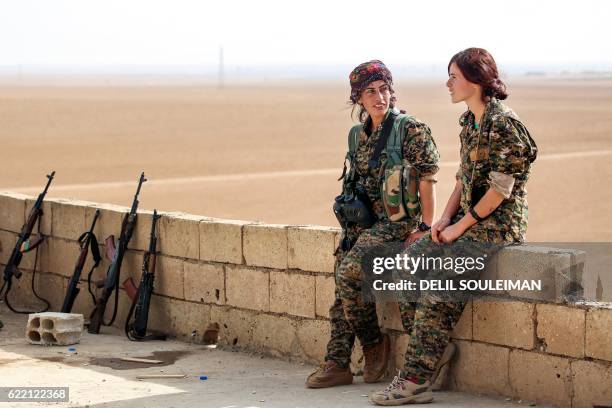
[369, 372, 433, 405]
[306, 360, 353, 388]
[363, 333, 390, 383]
[430, 342, 457, 391]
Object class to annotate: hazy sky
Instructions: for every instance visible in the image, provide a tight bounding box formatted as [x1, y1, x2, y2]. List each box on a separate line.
[1, 0, 611, 71]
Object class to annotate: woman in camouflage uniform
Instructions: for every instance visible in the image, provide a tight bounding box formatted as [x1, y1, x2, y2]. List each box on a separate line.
[369, 48, 538, 405]
[306, 60, 440, 388]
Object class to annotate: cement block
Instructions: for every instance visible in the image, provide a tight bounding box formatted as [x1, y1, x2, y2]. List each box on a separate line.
[378, 302, 404, 332]
[146, 296, 211, 342]
[270, 271, 315, 318]
[449, 340, 512, 397]
[26, 312, 84, 346]
[586, 307, 612, 361]
[84, 203, 129, 248]
[509, 349, 572, 408]
[296, 319, 330, 363]
[536, 303, 585, 357]
[0, 230, 17, 265]
[183, 262, 225, 305]
[0, 192, 28, 233]
[153, 255, 184, 299]
[243, 224, 288, 269]
[45, 238, 81, 277]
[200, 219, 252, 264]
[473, 299, 535, 349]
[252, 313, 297, 357]
[315, 275, 335, 318]
[24, 197, 52, 235]
[157, 212, 202, 260]
[571, 360, 612, 408]
[226, 266, 269, 311]
[210, 305, 256, 349]
[497, 245, 584, 303]
[128, 208, 153, 252]
[50, 199, 88, 240]
[451, 300, 473, 340]
[288, 226, 336, 273]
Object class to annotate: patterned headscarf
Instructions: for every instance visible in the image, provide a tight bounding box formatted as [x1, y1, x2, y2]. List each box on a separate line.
[349, 60, 393, 103]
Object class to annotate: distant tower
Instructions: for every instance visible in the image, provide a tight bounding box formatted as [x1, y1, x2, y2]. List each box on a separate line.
[219, 46, 224, 89]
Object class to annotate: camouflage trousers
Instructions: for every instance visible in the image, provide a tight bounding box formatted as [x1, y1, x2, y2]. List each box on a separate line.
[325, 220, 412, 368]
[397, 232, 503, 381]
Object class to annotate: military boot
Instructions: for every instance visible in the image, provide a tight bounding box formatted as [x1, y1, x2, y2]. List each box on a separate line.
[369, 372, 433, 405]
[363, 333, 390, 383]
[305, 360, 353, 388]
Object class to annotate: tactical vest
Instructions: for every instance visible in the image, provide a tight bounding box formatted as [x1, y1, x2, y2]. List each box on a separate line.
[342, 112, 421, 222]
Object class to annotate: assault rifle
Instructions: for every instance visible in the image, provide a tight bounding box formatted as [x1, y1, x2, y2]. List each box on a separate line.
[0, 171, 54, 314]
[60, 209, 101, 313]
[88, 172, 146, 334]
[123, 210, 166, 341]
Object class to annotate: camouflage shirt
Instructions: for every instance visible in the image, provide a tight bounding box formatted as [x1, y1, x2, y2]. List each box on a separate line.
[456, 98, 538, 243]
[353, 110, 440, 221]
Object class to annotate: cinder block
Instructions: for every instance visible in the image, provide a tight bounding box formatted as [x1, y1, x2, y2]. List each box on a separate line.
[270, 271, 315, 318]
[200, 219, 252, 264]
[473, 299, 535, 349]
[315, 275, 335, 318]
[183, 262, 225, 305]
[451, 300, 472, 340]
[509, 349, 572, 407]
[449, 340, 512, 397]
[571, 360, 612, 408]
[536, 303, 585, 357]
[288, 226, 336, 273]
[146, 296, 211, 342]
[296, 319, 330, 363]
[26, 312, 83, 346]
[50, 199, 88, 240]
[226, 266, 269, 311]
[586, 307, 612, 361]
[157, 212, 202, 260]
[243, 224, 288, 269]
[153, 255, 184, 299]
[0, 192, 28, 232]
[497, 245, 584, 303]
[24, 197, 52, 235]
[209, 305, 257, 349]
[252, 313, 297, 357]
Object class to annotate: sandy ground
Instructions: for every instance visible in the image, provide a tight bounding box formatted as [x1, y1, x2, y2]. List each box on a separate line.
[1, 77, 611, 241]
[0, 310, 548, 408]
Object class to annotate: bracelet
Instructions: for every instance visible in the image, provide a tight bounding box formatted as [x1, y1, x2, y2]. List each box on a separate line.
[469, 207, 486, 222]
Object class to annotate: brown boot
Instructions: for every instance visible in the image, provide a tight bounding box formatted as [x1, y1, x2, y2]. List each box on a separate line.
[363, 333, 390, 383]
[306, 360, 353, 388]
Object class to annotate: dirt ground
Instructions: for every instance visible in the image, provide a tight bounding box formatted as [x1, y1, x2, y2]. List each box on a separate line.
[1, 77, 611, 241]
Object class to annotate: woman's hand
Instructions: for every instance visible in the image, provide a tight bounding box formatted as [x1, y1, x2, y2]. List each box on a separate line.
[406, 230, 428, 244]
[431, 217, 451, 243]
[438, 222, 466, 244]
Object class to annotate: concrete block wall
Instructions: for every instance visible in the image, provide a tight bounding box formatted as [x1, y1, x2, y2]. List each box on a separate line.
[1, 191, 610, 407]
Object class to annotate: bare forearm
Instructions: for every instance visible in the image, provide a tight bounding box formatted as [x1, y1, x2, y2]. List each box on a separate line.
[457, 188, 505, 230]
[418, 181, 435, 226]
[441, 180, 462, 221]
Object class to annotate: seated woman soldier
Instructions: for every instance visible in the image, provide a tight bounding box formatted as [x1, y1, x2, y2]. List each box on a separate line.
[306, 60, 440, 388]
[369, 48, 538, 405]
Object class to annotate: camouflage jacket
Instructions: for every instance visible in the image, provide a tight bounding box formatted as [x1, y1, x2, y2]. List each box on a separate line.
[456, 98, 538, 243]
[352, 109, 440, 223]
